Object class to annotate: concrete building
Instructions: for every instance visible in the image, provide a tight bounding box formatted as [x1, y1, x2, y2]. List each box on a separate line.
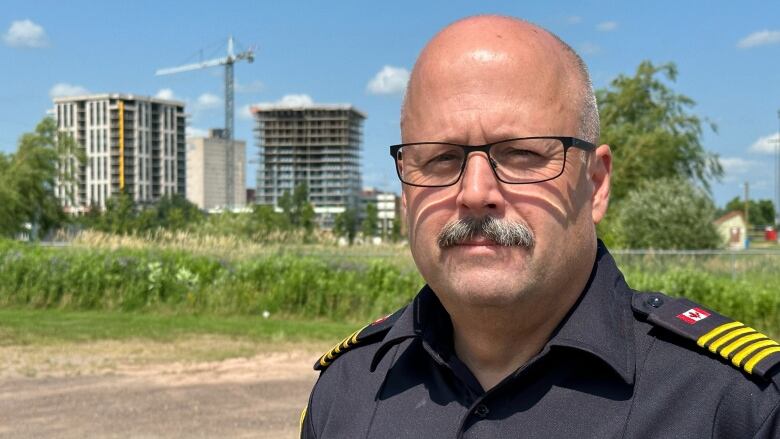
[252, 103, 365, 227]
[186, 129, 245, 210]
[53, 93, 185, 213]
[360, 187, 403, 240]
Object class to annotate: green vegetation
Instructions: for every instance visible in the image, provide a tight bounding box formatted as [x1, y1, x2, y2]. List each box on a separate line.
[0, 239, 421, 322]
[1, 239, 778, 338]
[0, 117, 81, 239]
[611, 177, 721, 249]
[597, 61, 722, 202]
[596, 61, 724, 249]
[0, 308, 358, 346]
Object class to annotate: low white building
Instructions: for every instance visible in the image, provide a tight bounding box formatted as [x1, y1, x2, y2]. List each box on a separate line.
[713, 211, 747, 250]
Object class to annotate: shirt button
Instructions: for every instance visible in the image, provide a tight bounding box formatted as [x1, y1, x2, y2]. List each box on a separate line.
[474, 404, 490, 418]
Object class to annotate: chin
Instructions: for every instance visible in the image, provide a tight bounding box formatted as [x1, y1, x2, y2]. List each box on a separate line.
[433, 269, 533, 308]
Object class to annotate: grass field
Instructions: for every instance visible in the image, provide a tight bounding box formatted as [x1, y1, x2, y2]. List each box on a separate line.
[0, 308, 359, 346]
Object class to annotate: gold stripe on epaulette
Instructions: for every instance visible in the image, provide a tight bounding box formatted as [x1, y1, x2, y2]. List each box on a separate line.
[720, 333, 767, 357]
[745, 347, 780, 374]
[732, 339, 778, 368]
[318, 327, 365, 368]
[697, 321, 744, 347]
[696, 321, 780, 375]
[299, 406, 307, 437]
[708, 327, 756, 352]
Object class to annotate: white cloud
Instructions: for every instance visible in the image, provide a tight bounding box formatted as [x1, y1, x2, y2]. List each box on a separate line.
[186, 126, 208, 138]
[596, 21, 618, 32]
[366, 66, 410, 95]
[155, 88, 176, 100]
[720, 157, 756, 174]
[194, 93, 222, 110]
[579, 42, 601, 55]
[235, 79, 265, 94]
[277, 94, 315, 107]
[737, 30, 780, 49]
[749, 132, 780, 154]
[3, 19, 49, 48]
[238, 104, 254, 120]
[565, 16, 583, 25]
[49, 83, 89, 98]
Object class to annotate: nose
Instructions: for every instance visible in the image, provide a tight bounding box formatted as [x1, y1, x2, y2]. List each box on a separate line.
[455, 152, 505, 216]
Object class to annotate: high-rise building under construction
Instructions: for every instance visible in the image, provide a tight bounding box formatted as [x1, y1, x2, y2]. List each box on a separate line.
[252, 103, 365, 226]
[53, 94, 186, 213]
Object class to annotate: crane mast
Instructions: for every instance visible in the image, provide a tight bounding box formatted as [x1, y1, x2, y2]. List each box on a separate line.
[155, 36, 254, 208]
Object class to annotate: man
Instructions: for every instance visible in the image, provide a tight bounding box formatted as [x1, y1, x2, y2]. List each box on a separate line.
[301, 15, 780, 438]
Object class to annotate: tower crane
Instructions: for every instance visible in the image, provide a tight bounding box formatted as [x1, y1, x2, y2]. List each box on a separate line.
[156, 36, 255, 208]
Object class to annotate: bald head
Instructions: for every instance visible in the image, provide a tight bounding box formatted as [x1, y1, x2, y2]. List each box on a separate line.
[402, 15, 599, 144]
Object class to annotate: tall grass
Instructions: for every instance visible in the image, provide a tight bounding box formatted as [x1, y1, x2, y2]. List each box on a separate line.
[1, 238, 778, 336]
[0, 238, 420, 322]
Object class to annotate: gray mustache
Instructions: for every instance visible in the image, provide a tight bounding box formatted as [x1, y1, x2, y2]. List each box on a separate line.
[437, 216, 535, 248]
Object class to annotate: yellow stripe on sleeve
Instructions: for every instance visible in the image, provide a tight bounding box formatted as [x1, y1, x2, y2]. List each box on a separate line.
[744, 346, 780, 374]
[697, 321, 744, 347]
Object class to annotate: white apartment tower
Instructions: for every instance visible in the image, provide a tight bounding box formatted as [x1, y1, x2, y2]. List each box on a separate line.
[186, 129, 246, 210]
[253, 104, 365, 226]
[53, 94, 186, 213]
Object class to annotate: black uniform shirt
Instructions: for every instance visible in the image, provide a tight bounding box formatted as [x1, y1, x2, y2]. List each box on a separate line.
[302, 245, 780, 438]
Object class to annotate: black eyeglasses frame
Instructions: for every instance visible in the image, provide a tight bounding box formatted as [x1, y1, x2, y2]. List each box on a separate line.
[388, 136, 597, 188]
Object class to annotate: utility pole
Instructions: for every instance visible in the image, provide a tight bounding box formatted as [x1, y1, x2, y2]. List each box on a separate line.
[744, 181, 750, 227]
[775, 110, 780, 225]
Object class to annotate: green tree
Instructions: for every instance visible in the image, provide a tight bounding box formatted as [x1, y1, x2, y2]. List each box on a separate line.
[97, 191, 136, 234]
[612, 177, 721, 249]
[279, 182, 316, 232]
[390, 218, 403, 243]
[250, 205, 284, 237]
[722, 197, 775, 227]
[0, 117, 81, 238]
[151, 194, 204, 231]
[361, 203, 379, 240]
[597, 61, 723, 202]
[333, 208, 359, 245]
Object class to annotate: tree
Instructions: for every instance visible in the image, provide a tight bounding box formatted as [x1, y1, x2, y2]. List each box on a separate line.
[0, 117, 81, 238]
[597, 61, 723, 202]
[279, 182, 316, 233]
[333, 208, 358, 245]
[611, 177, 721, 249]
[390, 218, 403, 243]
[361, 203, 379, 240]
[722, 197, 775, 227]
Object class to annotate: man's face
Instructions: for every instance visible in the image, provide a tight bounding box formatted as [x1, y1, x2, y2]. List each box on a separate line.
[401, 24, 607, 310]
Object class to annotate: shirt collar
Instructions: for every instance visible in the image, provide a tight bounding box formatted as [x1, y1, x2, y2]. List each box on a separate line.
[545, 241, 636, 384]
[370, 241, 636, 384]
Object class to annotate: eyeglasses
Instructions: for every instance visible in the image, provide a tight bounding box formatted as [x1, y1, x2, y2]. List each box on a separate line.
[389, 136, 596, 188]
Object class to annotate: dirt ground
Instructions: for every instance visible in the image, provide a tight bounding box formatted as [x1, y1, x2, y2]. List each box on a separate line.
[0, 339, 325, 438]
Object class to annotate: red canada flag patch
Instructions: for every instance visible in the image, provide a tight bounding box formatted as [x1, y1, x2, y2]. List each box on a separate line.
[676, 307, 711, 325]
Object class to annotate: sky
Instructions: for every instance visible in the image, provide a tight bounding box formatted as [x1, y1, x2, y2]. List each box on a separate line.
[2, 0, 779, 208]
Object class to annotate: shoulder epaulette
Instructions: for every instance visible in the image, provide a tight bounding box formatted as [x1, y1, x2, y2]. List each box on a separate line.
[632, 292, 780, 381]
[314, 307, 404, 371]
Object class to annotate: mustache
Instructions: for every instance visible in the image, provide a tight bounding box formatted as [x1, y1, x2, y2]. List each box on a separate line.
[437, 216, 535, 248]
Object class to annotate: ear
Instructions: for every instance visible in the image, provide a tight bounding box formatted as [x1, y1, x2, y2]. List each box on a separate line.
[589, 144, 612, 224]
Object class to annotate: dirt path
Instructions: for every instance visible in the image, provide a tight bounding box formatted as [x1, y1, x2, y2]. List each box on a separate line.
[0, 340, 324, 438]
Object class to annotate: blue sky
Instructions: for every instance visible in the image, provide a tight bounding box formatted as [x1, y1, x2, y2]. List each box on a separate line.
[2, 1, 779, 208]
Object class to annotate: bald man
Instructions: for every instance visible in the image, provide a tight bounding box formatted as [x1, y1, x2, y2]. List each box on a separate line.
[301, 16, 779, 438]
